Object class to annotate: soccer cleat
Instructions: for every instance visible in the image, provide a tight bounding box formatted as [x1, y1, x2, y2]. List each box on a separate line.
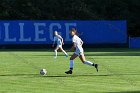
[95, 64, 99, 72]
[65, 70, 72, 74]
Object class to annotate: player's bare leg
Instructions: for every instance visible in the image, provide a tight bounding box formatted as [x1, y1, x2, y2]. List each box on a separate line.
[54, 46, 59, 59]
[59, 47, 68, 57]
[65, 53, 78, 74]
[79, 54, 99, 72]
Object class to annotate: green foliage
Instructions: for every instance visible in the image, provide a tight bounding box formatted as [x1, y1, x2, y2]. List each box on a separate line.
[0, 0, 140, 36]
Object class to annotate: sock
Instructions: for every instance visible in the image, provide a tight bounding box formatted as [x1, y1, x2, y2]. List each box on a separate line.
[54, 50, 57, 58]
[84, 61, 94, 66]
[70, 60, 74, 70]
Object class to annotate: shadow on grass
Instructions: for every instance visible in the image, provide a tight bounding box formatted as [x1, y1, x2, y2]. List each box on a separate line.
[0, 48, 140, 52]
[44, 73, 140, 78]
[44, 74, 110, 78]
[0, 73, 139, 78]
[0, 74, 39, 77]
[31, 52, 140, 57]
[0, 74, 108, 77]
[1, 48, 140, 56]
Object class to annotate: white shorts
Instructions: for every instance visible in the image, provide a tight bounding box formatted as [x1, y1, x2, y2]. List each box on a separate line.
[57, 44, 62, 48]
[74, 48, 84, 56]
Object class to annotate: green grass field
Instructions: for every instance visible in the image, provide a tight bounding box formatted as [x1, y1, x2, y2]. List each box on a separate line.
[0, 48, 140, 93]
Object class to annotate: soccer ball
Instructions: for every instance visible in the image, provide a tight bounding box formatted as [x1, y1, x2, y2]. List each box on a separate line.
[40, 69, 47, 75]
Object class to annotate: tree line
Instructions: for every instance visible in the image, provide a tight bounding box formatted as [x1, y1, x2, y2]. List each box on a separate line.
[0, 0, 140, 37]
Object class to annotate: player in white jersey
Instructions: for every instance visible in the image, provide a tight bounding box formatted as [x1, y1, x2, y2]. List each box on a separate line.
[65, 28, 98, 74]
[52, 31, 68, 58]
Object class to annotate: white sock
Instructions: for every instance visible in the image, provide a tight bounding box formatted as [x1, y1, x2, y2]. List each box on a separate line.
[84, 61, 93, 66]
[54, 50, 57, 58]
[70, 60, 74, 70]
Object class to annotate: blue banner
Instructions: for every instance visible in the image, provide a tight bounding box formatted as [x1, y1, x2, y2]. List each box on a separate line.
[0, 20, 127, 44]
[129, 37, 140, 48]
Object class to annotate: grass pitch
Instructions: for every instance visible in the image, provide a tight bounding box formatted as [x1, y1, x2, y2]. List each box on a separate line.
[0, 48, 140, 93]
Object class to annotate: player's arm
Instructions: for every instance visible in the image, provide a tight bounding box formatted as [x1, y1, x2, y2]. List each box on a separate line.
[81, 40, 83, 46]
[70, 37, 76, 51]
[57, 35, 64, 45]
[70, 42, 76, 51]
[60, 36, 64, 45]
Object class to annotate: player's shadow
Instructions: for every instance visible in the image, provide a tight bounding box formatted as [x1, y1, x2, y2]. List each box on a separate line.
[0, 74, 107, 78]
[44, 74, 110, 78]
[0, 73, 140, 78]
[43, 73, 140, 78]
[0, 74, 109, 78]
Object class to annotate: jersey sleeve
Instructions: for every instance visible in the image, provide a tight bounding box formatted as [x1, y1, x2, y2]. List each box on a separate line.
[72, 36, 76, 43]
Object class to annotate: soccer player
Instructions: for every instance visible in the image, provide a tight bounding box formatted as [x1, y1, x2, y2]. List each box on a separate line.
[65, 28, 99, 74]
[52, 31, 68, 58]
